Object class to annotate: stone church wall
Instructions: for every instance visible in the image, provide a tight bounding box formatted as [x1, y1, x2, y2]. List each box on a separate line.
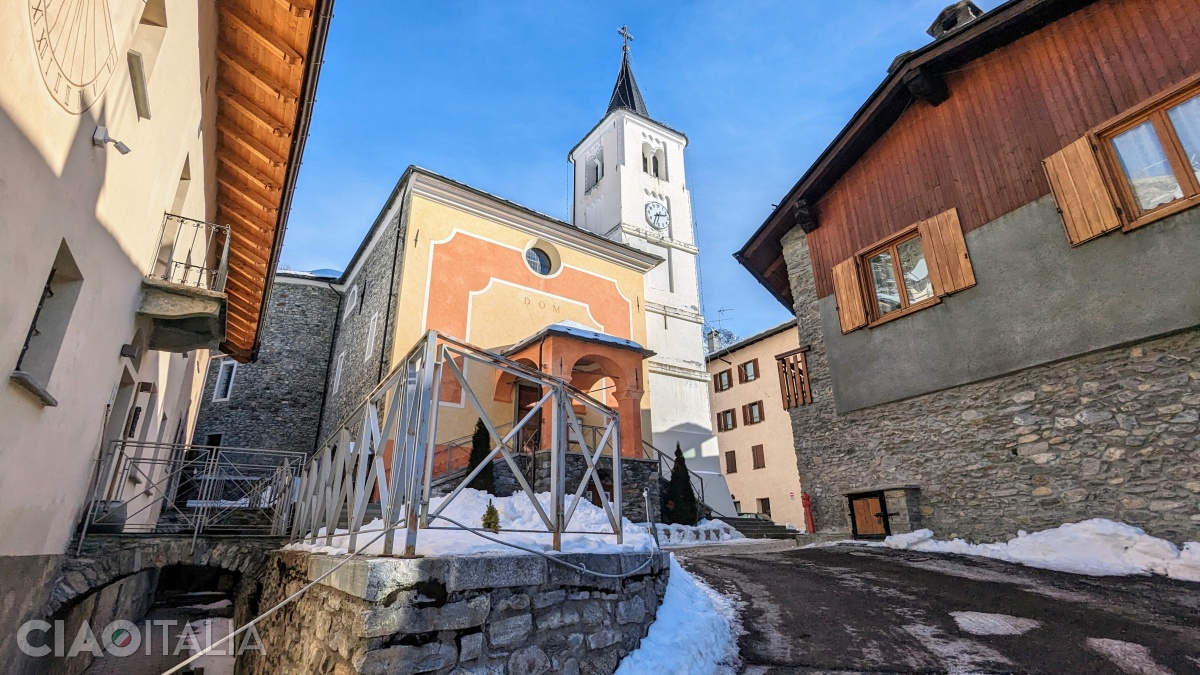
[193, 278, 339, 454]
[781, 225, 1200, 544]
[242, 550, 669, 675]
[319, 211, 406, 441]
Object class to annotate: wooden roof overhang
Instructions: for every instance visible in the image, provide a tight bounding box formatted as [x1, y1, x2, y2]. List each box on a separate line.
[734, 0, 1097, 308]
[214, 0, 334, 362]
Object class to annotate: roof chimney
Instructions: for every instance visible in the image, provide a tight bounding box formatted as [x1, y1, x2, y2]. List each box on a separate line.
[927, 0, 984, 39]
[705, 329, 720, 354]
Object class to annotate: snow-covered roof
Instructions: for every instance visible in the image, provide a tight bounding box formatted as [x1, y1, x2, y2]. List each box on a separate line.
[503, 321, 654, 358]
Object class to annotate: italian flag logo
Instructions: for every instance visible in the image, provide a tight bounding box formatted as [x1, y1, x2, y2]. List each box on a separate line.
[110, 628, 133, 649]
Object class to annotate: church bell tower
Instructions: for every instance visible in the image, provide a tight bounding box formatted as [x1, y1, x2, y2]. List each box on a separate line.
[567, 27, 731, 515]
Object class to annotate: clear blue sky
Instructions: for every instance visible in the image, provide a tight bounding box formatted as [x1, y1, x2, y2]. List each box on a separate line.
[281, 0, 998, 339]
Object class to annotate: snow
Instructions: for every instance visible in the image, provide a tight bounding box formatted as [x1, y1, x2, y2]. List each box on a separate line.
[651, 519, 745, 546]
[615, 556, 740, 675]
[950, 611, 1040, 636]
[285, 489, 657, 556]
[882, 519, 1200, 582]
[184, 599, 232, 611]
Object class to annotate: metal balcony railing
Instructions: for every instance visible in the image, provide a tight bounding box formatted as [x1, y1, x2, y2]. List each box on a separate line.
[77, 441, 306, 551]
[149, 213, 230, 292]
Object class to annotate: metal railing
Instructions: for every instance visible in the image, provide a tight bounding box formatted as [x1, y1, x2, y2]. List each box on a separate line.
[149, 213, 231, 292]
[77, 442, 306, 552]
[290, 330, 625, 556]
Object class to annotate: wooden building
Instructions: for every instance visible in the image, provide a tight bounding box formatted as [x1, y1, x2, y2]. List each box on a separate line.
[737, 0, 1200, 541]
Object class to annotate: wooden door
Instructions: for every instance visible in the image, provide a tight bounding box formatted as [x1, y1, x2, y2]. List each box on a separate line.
[850, 494, 888, 537]
[515, 384, 543, 453]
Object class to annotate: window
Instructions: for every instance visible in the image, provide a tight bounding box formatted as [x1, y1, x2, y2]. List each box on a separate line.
[757, 497, 771, 516]
[585, 149, 604, 191]
[724, 450, 737, 474]
[343, 285, 359, 321]
[212, 360, 237, 401]
[751, 444, 765, 469]
[742, 400, 764, 426]
[716, 409, 737, 432]
[525, 248, 552, 275]
[713, 369, 733, 392]
[737, 359, 759, 383]
[776, 347, 813, 409]
[642, 143, 667, 180]
[831, 209, 974, 333]
[204, 433, 224, 448]
[13, 241, 83, 398]
[128, 0, 167, 120]
[864, 231, 936, 320]
[332, 351, 345, 394]
[1098, 80, 1200, 228]
[732, 500, 741, 514]
[365, 312, 379, 361]
[125, 405, 143, 439]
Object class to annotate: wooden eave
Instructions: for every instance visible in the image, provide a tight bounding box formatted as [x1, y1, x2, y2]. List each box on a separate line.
[214, 0, 334, 362]
[735, 0, 1097, 308]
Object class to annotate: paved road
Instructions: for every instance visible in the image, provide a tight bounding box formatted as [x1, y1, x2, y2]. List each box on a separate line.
[677, 542, 1200, 674]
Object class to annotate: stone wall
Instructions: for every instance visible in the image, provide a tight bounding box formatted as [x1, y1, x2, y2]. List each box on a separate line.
[320, 212, 406, 441]
[532, 453, 660, 523]
[242, 549, 670, 675]
[782, 226, 1200, 543]
[193, 277, 339, 453]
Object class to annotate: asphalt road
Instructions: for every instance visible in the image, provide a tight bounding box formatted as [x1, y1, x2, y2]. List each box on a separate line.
[676, 542, 1200, 674]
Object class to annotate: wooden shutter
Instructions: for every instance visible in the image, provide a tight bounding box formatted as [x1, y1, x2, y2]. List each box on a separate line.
[918, 208, 976, 297]
[831, 258, 867, 334]
[736, 363, 746, 383]
[1043, 136, 1122, 246]
[752, 444, 765, 469]
[725, 451, 737, 474]
[741, 404, 749, 426]
[748, 358, 759, 381]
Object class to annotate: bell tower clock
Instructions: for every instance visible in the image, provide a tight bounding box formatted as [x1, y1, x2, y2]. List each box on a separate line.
[567, 27, 734, 516]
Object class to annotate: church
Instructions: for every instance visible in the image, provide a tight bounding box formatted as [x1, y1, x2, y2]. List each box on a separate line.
[193, 40, 737, 517]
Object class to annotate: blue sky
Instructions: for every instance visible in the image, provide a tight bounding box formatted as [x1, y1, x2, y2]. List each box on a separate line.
[281, 0, 997, 339]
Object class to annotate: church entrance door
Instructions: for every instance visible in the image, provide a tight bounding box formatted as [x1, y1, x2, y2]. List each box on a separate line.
[514, 384, 542, 453]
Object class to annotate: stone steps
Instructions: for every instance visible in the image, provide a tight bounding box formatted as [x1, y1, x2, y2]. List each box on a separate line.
[722, 516, 796, 539]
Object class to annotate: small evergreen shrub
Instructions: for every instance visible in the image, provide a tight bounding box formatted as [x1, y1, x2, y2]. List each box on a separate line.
[482, 499, 500, 533]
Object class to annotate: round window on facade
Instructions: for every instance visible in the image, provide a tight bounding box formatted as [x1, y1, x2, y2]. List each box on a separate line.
[525, 247, 552, 275]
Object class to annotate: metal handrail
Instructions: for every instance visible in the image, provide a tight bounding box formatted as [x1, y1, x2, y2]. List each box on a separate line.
[149, 213, 231, 292]
[646, 440, 707, 508]
[290, 330, 626, 556]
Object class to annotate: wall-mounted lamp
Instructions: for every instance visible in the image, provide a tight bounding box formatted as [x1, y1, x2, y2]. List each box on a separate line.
[92, 126, 131, 155]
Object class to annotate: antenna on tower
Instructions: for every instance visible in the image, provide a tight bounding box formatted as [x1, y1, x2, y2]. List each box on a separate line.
[714, 308, 733, 331]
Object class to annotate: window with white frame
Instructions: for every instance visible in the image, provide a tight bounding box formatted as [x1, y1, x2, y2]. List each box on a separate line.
[365, 312, 379, 361]
[212, 360, 237, 401]
[332, 351, 345, 394]
[343, 285, 359, 321]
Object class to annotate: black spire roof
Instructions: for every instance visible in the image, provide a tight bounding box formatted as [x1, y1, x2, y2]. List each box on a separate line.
[606, 48, 649, 117]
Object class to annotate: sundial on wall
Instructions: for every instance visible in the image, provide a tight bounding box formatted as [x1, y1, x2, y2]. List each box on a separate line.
[28, 0, 119, 114]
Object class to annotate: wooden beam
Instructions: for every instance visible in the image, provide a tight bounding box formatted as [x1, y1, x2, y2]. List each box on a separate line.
[219, 89, 289, 137]
[219, 5, 304, 65]
[217, 50, 298, 101]
[219, 120, 287, 167]
[218, 171, 278, 212]
[273, 0, 313, 18]
[226, 220, 274, 253]
[226, 304, 257, 329]
[225, 269, 266, 297]
[225, 290, 261, 318]
[228, 244, 269, 273]
[219, 151, 281, 191]
[220, 204, 274, 240]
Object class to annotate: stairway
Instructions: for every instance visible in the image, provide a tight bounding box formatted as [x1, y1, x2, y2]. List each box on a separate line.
[722, 516, 795, 539]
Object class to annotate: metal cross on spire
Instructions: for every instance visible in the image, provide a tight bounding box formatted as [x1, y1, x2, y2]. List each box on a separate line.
[617, 25, 634, 53]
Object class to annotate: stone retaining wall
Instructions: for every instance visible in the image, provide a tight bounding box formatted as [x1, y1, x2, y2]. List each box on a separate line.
[242, 549, 670, 675]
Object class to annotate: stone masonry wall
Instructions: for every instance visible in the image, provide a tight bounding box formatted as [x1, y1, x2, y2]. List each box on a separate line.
[320, 212, 406, 442]
[193, 278, 339, 453]
[781, 226, 1200, 543]
[242, 549, 670, 675]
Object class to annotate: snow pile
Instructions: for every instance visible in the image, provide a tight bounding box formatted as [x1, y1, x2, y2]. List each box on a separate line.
[615, 557, 740, 675]
[285, 489, 657, 557]
[884, 519, 1200, 582]
[652, 519, 746, 546]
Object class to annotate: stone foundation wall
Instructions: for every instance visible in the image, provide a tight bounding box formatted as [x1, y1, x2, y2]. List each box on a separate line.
[781, 227, 1200, 543]
[242, 549, 670, 675]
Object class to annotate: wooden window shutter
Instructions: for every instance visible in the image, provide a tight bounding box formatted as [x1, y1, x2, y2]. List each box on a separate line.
[712, 373, 721, 389]
[736, 363, 746, 383]
[918, 208, 976, 297]
[741, 404, 749, 426]
[831, 258, 867, 334]
[1043, 136, 1121, 246]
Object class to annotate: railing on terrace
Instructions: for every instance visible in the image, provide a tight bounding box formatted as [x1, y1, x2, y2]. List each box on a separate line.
[150, 213, 231, 292]
[77, 442, 306, 552]
[291, 330, 625, 556]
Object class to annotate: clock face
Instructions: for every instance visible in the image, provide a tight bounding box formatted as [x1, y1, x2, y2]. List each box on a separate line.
[29, 0, 118, 114]
[645, 201, 670, 230]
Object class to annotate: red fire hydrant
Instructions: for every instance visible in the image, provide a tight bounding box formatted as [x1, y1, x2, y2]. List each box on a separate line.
[801, 492, 816, 534]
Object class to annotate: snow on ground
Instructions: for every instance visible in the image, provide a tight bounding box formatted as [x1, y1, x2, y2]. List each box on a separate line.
[183, 599, 232, 611]
[883, 519, 1200, 582]
[285, 489, 657, 556]
[651, 519, 746, 546]
[615, 556, 741, 675]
